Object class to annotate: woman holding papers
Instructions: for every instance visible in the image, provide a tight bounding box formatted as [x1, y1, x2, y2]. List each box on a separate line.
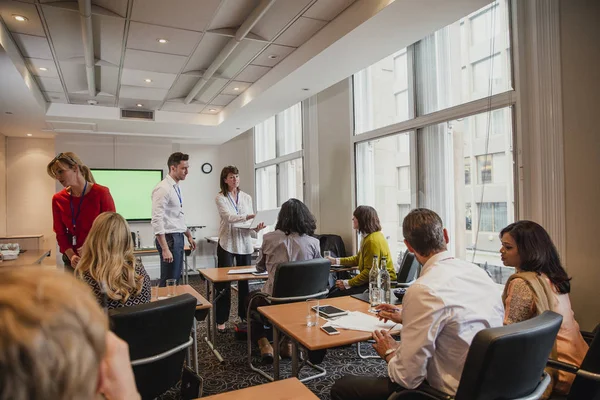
[215, 166, 265, 333]
[326, 206, 397, 297]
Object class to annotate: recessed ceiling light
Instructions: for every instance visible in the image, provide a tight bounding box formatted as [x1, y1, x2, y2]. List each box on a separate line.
[157, 38, 168, 44]
[39, 67, 48, 71]
[267, 54, 278, 60]
[144, 78, 152, 83]
[136, 103, 143, 107]
[27, 133, 32, 137]
[209, 108, 216, 112]
[233, 87, 240, 91]
[13, 15, 28, 22]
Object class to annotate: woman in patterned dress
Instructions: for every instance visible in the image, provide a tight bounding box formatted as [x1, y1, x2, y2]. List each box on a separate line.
[77, 212, 151, 310]
[500, 220, 588, 397]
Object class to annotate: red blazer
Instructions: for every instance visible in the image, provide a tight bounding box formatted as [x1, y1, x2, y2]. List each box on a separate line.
[52, 183, 116, 254]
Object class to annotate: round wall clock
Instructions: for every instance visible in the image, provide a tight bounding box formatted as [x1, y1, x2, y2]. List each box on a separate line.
[201, 162, 213, 174]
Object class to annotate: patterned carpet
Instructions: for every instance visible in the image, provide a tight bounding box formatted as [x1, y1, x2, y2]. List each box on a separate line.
[157, 275, 389, 399]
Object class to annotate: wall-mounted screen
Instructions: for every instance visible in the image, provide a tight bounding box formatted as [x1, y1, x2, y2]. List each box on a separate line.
[91, 169, 163, 222]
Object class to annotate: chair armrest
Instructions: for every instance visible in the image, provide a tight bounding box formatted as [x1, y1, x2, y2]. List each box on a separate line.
[389, 384, 454, 400]
[547, 358, 579, 374]
[394, 280, 416, 289]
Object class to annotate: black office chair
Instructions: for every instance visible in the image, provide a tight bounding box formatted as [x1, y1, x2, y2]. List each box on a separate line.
[109, 294, 199, 400]
[392, 251, 420, 288]
[247, 258, 330, 382]
[388, 311, 563, 400]
[548, 323, 600, 400]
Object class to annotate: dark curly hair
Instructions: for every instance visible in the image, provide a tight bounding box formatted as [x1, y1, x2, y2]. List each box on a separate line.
[275, 198, 316, 236]
[500, 220, 571, 294]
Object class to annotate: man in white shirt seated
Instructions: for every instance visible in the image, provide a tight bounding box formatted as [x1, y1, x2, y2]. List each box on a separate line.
[331, 208, 504, 400]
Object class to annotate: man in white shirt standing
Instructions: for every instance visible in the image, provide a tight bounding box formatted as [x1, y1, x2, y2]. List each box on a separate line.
[331, 208, 504, 400]
[151, 152, 196, 286]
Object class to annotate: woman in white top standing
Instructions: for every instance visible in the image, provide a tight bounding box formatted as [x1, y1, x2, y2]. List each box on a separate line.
[215, 166, 265, 332]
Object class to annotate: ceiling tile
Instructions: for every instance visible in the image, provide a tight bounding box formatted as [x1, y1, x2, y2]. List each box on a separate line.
[208, 0, 260, 30]
[118, 98, 162, 110]
[183, 33, 230, 73]
[127, 22, 203, 56]
[166, 75, 198, 100]
[124, 49, 187, 74]
[161, 100, 206, 113]
[98, 65, 118, 96]
[119, 85, 168, 101]
[273, 16, 327, 47]
[250, 0, 312, 41]
[93, 14, 125, 67]
[221, 80, 251, 96]
[202, 105, 222, 114]
[12, 33, 53, 59]
[59, 62, 88, 93]
[210, 94, 236, 107]
[130, 0, 221, 32]
[303, 0, 355, 21]
[0, 0, 46, 36]
[44, 91, 67, 103]
[121, 69, 177, 89]
[195, 77, 228, 104]
[69, 93, 115, 106]
[252, 43, 295, 67]
[93, 0, 128, 17]
[217, 39, 266, 79]
[235, 64, 270, 83]
[25, 57, 59, 77]
[36, 76, 64, 92]
[42, 5, 84, 60]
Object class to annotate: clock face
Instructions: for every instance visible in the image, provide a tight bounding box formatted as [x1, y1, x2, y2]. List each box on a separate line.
[201, 162, 213, 174]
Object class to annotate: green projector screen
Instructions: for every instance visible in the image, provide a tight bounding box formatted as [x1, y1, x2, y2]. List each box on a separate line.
[91, 169, 163, 221]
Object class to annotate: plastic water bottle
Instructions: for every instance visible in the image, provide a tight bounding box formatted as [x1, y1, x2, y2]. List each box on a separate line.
[136, 231, 141, 249]
[369, 255, 381, 311]
[379, 256, 391, 304]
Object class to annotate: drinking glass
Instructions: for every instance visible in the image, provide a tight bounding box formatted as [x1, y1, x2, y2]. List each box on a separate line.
[306, 299, 319, 327]
[166, 279, 177, 297]
[151, 285, 159, 301]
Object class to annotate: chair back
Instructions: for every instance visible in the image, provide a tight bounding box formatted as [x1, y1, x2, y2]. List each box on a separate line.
[568, 324, 600, 400]
[313, 234, 346, 258]
[109, 294, 197, 400]
[396, 251, 419, 284]
[455, 311, 562, 400]
[271, 258, 330, 302]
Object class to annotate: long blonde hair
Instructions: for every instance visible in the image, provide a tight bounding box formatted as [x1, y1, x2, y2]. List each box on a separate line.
[77, 212, 143, 303]
[47, 151, 96, 184]
[0, 267, 107, 400]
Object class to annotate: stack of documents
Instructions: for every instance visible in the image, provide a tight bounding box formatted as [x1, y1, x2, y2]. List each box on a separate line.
[227, 267, 257, 274]
[323, 311, 402, 333]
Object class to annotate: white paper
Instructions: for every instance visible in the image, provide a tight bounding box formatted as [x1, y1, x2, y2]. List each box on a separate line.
[227, 267, 257, 274]
[323, 311, 402, 333]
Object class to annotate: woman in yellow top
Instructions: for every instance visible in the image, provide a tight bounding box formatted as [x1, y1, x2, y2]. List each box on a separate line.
[326, 205, 397, 297]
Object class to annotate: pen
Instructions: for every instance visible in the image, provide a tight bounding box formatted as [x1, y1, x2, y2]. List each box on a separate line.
[375, 308, 401, 314]
[387, 323, 399, 332]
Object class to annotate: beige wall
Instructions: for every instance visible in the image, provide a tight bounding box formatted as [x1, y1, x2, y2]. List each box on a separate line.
[6, 137, 55, 250]
[560, 0, 600, 330]
[0, 133, 6, 236]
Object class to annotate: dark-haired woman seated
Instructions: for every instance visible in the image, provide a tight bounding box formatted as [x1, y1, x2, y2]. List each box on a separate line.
[326, 205, 396, 297]
[500, 220, 588, 397]
[246, 198, 321, 364]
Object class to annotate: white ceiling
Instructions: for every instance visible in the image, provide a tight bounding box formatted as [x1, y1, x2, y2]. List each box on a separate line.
[0, 0, 491, 144]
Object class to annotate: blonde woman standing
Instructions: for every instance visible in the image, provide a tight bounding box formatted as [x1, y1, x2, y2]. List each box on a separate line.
[77, 212, 151, 310]
[47, 152, 116, 272]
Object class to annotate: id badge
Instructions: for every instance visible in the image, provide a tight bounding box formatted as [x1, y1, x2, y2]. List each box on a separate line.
[72, 236, 76, 246]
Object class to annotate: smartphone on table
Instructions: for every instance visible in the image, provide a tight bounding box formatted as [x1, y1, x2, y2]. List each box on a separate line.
[321, 326, 340, 335]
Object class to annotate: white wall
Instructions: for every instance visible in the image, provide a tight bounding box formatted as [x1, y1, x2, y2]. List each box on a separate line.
[0, 133, 6, 236]
[217, 130, 255, 203]
[560, 0, 600, 331]
[5, 137, 55, 250]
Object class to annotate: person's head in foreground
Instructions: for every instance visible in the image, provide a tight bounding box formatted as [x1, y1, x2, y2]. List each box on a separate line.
[275, 198, 317, 236]
[402, 208, 448, 263]
[77, 211, 145, 305]
[0, 267, 139, 400]
[500, 220, 571, 294]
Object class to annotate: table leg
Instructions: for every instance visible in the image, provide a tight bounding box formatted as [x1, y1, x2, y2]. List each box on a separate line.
[204, 279, 224, 362]
[291, 339, 299, 378]
[273, 326, 280, 381]
[192, 317, 199, 373]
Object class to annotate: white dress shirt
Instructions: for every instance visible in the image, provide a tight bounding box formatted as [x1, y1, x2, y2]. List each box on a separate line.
[388, 251, 504, 394]
[151, 175, 187, 235]
[215, 190, 255, 255]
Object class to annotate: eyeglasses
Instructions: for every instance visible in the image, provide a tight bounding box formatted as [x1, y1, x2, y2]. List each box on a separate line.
[50, 153, 77, 166]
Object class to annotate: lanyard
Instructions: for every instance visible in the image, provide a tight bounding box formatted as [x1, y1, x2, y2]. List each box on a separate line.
[69, 181, 87, 246]
[227, 191, 239, 214]
[174, 184, 182, 207]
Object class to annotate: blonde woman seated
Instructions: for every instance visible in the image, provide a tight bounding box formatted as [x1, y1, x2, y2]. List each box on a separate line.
[77, 211, 151, 309]
[500, 220, 589, 397]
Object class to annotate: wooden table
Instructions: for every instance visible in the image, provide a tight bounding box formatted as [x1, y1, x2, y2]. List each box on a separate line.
[198, 265, 269, 362]
[258, 296, 399, 380]
[0, 249, 51, 267]
[151, 284, 211, 374]
[133, 245, 192, 284]
[197, 378, 318, 400]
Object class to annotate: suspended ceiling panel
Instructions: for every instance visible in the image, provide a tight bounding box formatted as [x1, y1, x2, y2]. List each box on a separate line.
[130, 0, 221, 31]
[126, 22, 202, 56]
[12, 33, 53, 59]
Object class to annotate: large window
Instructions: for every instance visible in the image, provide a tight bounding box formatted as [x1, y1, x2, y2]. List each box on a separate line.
[254, 103, 304, 211]
[353, 0, 515, 283]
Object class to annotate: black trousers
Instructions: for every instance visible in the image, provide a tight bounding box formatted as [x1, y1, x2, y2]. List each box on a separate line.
[330, 375, 403, 400]
[245, 290, 270, 345]
[215, 244, 251, 324]
[328, 283, 368, 298]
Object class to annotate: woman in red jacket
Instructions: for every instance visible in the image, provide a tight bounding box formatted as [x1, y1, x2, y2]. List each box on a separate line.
[47, 152, 116, 273]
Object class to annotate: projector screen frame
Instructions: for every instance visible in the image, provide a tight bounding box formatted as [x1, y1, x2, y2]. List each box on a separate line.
[90, 168, 164, 222]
